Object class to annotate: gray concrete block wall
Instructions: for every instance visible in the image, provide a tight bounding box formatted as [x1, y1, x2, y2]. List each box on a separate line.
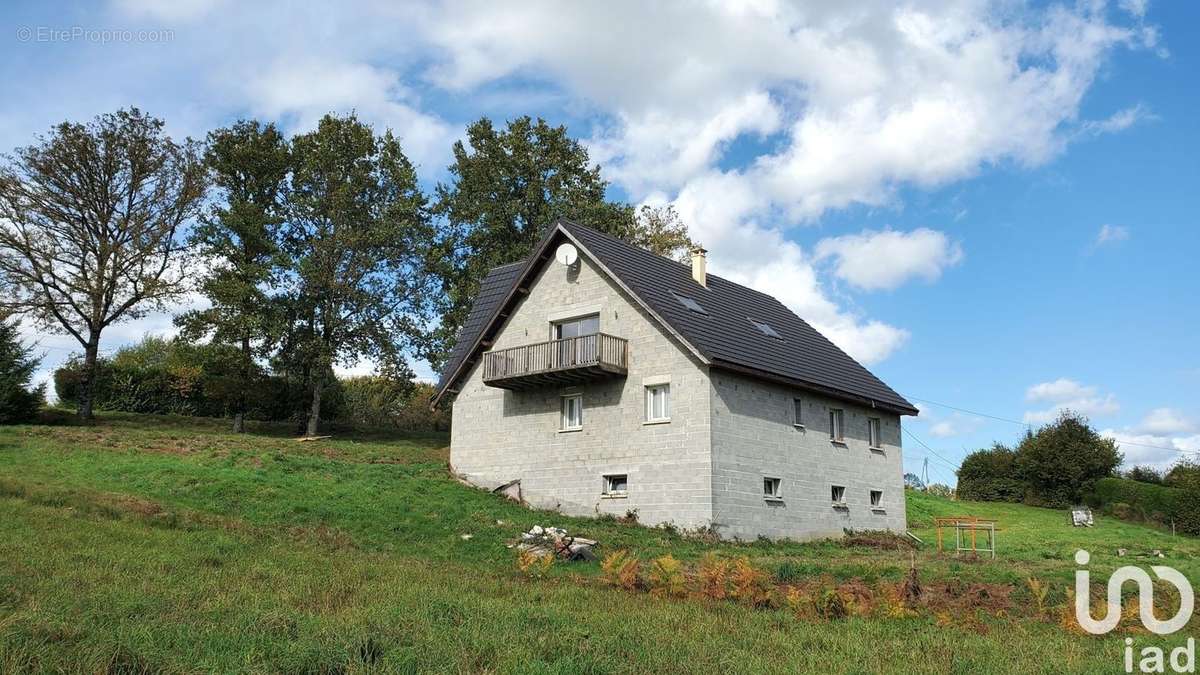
[450, 253, 715, 529]
[709, 372, 907, 541]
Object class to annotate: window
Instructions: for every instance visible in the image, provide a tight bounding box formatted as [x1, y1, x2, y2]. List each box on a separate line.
[764, 477, 782, 500]
[748, 317, 782, 339]
[671, 291, 707, 315]
[831, 485, 846, 504]
[829, 409, 844, 442]
[553, 314, 599, 339]
[561, 394, 583, 430]
[604, 474, 628, 495]
[868, 418, 882, 449]
[553, 315, 599, 367]
[645, 384, 671, 422]
[870, 490, 883, 508]
[792, 398, 804, 427]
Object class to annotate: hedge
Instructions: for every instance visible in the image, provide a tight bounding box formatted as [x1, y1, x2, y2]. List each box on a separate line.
[1092, 477, 1200, 535]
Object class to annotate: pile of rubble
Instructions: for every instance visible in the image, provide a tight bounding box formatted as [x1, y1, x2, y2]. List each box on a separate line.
[511, 525, 598, 561]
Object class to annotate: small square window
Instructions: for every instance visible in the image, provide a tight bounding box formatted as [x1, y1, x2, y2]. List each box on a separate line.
[868, 418, 882, 449]
[831, 485, 846, 504]
[764, 477, 782, 500]
[561, 394, 583, 430]
[604, 474, 628, 495]
[792, 398, 804, 427]
[870, 490, 883, 507]
[645, 384, 671, 422]
[748, 317, 782, 340]
[829, 409, 845, 442]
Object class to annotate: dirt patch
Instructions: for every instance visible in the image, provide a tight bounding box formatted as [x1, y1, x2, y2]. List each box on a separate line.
[841, 530, 915, 551]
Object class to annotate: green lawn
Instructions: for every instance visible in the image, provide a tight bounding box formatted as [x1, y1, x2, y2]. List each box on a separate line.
[0, 411, 1195, 673]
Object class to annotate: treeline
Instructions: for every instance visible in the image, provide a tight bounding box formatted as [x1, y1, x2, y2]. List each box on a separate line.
[957, 410, 1200, 534]
[52, 337, 447, 431]
[0, 108, 698, 432]
[957, 410, 1122, 507]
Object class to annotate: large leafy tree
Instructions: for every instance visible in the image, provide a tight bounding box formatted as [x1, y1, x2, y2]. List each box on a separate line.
[618, 204, 700, 263]
[428, 116, 634, 370]
[0, 109, 205, 420]
[175, 120, 290, 432]
[1014, 410, 1123, 506]
[285, 113, 433, 436]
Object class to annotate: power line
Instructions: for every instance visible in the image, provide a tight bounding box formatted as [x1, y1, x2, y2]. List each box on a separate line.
[905, 395, 1031, 429]
[902, 427, 961, 472]
[905, 393, 1190, 455]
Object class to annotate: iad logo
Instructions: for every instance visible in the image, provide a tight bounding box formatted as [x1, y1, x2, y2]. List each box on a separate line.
[1074, 549, 1194, 635]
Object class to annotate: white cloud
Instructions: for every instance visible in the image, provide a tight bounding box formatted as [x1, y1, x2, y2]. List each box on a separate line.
[929, 421, 957, 438]
[814, 228, 963, 292]
[1094, 224, 1130, 247]
[1080, 103, 1154, 136]
[1, 0, 1157, 375]
[1023, 378, 1120, 424]
[1118, 0, 1149, 20]
[674, 171, 909, 364]
[1025, 378, 1093, 402]
[1102, 429, 1200, 471]
[1139, 408, 1195, 435]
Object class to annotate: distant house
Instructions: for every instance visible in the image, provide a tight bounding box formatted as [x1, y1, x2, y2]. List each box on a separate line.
[434, 220, 918, 540]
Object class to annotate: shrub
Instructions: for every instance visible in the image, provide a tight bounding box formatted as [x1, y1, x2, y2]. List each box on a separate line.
[775, 560, 806, 584]
[647, 555, 686, 598]
[729, 557, 775, 607]
[1126, 465, 1164, 485]
[1165, 459, 1200, 491]
[817, 589, 849, 620]
[957, 443, 1023, 502]
[1014, 411, 1122, 507]
[1092, 477, 1200, 535]
[52, 336, 351, 425]
[337, 378, 449, 432]
[600, 550, 643, 591]
[0, 318, 44, 424]
[926, 483, 955, 499]
[516, 549, 553, 578]
[695, 554, 730, 600]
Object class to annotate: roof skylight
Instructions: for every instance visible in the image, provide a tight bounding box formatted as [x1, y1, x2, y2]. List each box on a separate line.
[749, 317, 782, 339]
[672, 291, 707, 315]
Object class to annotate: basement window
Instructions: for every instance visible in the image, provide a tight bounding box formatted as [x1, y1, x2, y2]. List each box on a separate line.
[831, 485, 846, 505]
[604, 474, 628, 496]
[764, 477, 782, 501]
[870, 490, 883, 508]
[671, 291, 707, 315]
[561, 394, 583, 431]
[748, 317, 782, 340]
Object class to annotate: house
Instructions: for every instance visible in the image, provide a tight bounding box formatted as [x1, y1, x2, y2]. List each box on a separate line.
[433, 219, 918, 541]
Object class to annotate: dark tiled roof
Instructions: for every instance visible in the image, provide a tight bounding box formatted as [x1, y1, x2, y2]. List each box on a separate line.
[434, 261, 523, 393]
[434, 220, 917, 415]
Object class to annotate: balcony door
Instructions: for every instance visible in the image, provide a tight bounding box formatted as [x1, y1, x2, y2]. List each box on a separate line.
[553, 314, 599, 367]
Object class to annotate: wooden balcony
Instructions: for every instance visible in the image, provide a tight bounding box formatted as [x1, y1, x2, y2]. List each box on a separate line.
[482, 333, 629, 390]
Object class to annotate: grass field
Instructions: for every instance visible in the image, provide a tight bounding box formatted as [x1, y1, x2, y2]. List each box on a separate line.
[0, 411, 1196, 673]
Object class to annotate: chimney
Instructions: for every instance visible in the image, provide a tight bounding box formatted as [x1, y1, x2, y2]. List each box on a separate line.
[691, 247, 708, 287]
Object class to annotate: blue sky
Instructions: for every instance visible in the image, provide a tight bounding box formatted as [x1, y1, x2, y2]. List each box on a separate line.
[3, 1, 1197, 482]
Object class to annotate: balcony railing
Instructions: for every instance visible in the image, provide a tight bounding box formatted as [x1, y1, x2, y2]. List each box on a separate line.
[482, 333, 629, 389]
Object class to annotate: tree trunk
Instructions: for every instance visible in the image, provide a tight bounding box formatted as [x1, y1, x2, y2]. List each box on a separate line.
[306, 374, 323, 437]
[233, 334, 251, 434]
[76, 329, 102, 422]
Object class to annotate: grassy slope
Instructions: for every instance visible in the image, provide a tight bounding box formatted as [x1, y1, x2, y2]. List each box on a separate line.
[0, 411, 1195, 673]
